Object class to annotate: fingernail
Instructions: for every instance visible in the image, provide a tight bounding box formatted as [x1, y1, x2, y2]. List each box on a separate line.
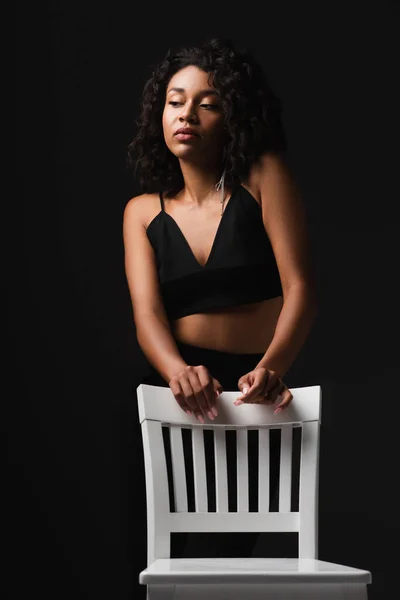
[274, 407, 283, 414]
[207, 410, 215, 421]
[185, 410, 193, 416]
[211, 406, 218, 417]
[197, 415, 204, 424]
[234, 400, 244, 405]
[243, 387, 248, 394]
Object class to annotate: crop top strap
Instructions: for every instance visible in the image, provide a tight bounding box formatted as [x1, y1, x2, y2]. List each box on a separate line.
[159, 191, 165, 211]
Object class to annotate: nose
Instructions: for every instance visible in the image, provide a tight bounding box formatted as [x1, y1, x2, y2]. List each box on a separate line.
[179, 102, 198, 123]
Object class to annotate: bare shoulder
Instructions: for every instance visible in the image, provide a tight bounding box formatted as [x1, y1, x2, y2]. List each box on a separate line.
[248, 151, 294, 196]
[123, 192, 160, 229]
[240, 153, 288, 208]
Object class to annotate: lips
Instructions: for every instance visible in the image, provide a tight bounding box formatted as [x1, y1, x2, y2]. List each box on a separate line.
[174, 128, 199, 136]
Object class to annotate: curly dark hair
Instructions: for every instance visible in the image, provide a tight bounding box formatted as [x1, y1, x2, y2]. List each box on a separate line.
[127, 37, 287, 199]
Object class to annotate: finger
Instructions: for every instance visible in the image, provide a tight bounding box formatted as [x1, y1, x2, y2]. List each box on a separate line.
[235, 378, 266, 404]
[238, 382, 249, 395]
[196, 367, 218, 420]
[213, 381, 222, 416]
[234, 383, 253, 404]
[235, 382, 249, 402]
[169, 378, 193, 416]
[261, 371, 281, 398]
[245, 375, 276, 403]
[178, 369, 200, 415]
[274, 389, 293, 412]
[263, 379, 285, 403]
[186, 369, 209, 422]
[249, 369, 281, 403]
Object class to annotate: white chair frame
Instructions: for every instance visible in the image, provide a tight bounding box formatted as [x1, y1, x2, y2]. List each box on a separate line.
[136, 384, 372, 599]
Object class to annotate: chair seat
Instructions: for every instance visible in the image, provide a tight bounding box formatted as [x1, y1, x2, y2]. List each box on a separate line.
[139, 557, 372, 585]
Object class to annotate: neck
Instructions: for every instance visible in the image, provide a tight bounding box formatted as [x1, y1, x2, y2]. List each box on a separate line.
[178, 160, 225, 207]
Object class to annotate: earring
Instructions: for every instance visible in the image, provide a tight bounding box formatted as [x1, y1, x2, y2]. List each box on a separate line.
[215, 169, 226, 216]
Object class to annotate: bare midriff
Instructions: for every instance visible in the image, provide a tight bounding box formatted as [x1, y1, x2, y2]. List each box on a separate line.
[170, 296, 283, 354]
[142, 180, 283, 354]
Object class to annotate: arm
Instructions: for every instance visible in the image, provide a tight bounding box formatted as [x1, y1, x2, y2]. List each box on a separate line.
[123, 195, 188, 383]
[254, 283, 317, 377]
[252, 152, 318, 378]
[136, 313, 189, 383]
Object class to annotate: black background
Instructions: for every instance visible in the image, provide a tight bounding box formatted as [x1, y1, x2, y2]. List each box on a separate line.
[12, 2, 399, 598]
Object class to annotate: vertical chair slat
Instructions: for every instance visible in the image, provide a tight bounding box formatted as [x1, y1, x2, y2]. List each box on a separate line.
[299, 420, 319, 558]
[258, 427, 270, 512]
[279, 425, 293, 513]
[142, 420, 172, 566]
[169, 425, 188, 512]
[214, 427, 229, 512]
[192, 426, 208, 512]
[237, 429, 249, 512]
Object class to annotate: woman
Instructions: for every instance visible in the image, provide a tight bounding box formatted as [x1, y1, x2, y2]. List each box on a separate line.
[124, 38, 318, 563]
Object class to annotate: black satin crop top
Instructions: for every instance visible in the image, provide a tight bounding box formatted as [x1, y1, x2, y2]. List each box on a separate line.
[145, 184, 283, 320]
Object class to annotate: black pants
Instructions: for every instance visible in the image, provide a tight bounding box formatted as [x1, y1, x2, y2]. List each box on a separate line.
[138, 340, 292, 560]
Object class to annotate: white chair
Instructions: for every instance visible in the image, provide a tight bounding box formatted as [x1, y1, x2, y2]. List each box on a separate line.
[136, 383, 372, 599]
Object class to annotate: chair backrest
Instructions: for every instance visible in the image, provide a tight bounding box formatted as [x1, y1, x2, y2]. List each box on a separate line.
[136, 384, 321, 565]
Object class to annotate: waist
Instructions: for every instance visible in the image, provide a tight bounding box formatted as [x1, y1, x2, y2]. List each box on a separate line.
[171, 296, 283, 353]
[176, 339, 265, 361]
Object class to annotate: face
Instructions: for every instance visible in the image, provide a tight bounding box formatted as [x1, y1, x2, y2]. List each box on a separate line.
[162, 65, 227, 163]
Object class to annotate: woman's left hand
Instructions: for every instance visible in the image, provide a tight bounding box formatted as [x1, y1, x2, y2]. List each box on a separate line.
[235, 367, 293, 414]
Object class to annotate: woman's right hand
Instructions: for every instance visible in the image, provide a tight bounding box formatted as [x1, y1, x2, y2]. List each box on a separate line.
[168, 365, 222, 422]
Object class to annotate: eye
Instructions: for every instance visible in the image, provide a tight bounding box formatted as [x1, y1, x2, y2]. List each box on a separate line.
[168, 101, 219, 109]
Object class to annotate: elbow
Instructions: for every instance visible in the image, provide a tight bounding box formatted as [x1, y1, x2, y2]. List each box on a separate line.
[283, 279, 319, 320]
[284, 278, 318, 303]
